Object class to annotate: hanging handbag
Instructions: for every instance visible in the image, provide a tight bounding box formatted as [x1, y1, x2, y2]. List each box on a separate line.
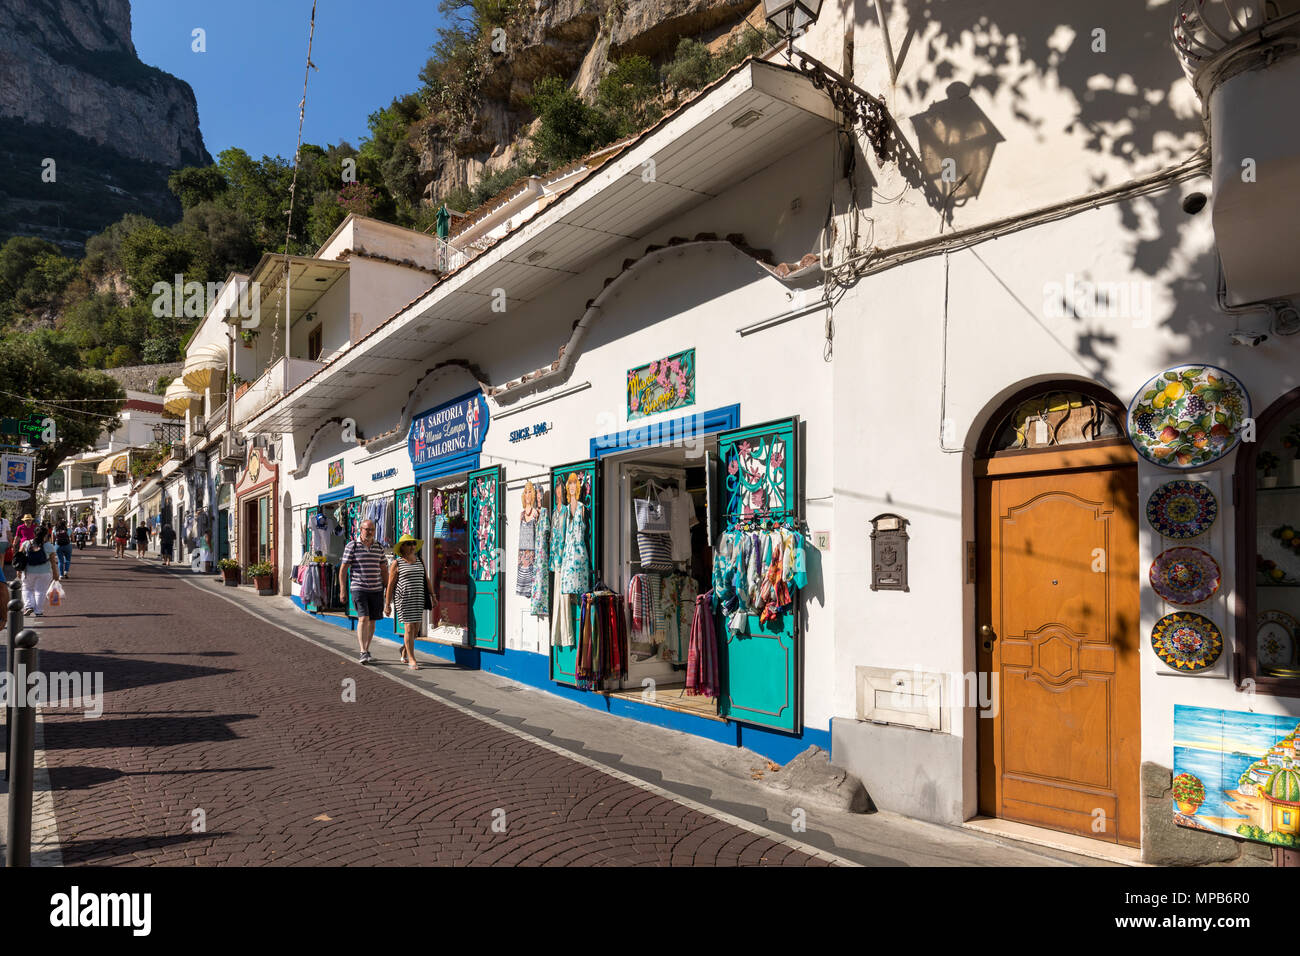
[637, 531, 675, 571]
[634, 480, 672, 533]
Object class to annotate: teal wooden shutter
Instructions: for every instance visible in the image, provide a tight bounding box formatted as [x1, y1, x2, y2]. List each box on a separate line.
[468, 465, 504, 651]
[395, 486, 418, 539]
[716, 417, 802, 733]
[549, 459, 599, 686]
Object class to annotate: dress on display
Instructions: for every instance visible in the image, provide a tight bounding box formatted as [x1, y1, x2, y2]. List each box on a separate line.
[529, 509, 550, 616]
[516, 510, 540, 597]
[559, 501, 590, 594]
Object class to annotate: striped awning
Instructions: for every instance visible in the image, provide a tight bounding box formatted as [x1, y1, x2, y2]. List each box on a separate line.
[97, 452, 129, 475]
[182, 343, 227, 391]
[164, 378, 200, 416]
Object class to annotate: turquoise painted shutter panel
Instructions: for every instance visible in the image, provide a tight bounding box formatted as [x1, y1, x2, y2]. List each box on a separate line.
[549, 459, 599, 686]
[716, 417, 802, 733]
[468, 465, 504, 651]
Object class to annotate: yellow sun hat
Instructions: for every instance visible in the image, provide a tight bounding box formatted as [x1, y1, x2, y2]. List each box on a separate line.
[394, 533, 423, 556]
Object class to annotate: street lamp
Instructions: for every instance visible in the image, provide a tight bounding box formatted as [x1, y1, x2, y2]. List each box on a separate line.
[763, 0, 823, 38]
[762, 0, 891, 160]
[153, 422, 184, 445]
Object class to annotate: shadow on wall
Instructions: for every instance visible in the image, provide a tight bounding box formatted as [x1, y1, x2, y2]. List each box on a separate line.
[895, 0, 1199, 166]
[901, 81, 1005, 220]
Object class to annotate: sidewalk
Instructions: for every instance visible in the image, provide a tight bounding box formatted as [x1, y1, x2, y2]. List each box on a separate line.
[160, 562, 1112, 867]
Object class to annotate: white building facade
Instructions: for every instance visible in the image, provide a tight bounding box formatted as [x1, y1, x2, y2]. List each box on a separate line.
[186, 1, 1300, 864]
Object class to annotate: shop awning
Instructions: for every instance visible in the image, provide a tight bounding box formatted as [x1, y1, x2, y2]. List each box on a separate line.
[181, 343, 228, 391]
[97, 452, 129, 475]
[247, 59, 840, 435]
[164, 378, 201, 416]
[110, 499, 128, 517]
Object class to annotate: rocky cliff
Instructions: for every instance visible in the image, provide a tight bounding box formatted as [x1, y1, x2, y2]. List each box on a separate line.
[414, 0, 760, 203]
[0, 0, 210, 249]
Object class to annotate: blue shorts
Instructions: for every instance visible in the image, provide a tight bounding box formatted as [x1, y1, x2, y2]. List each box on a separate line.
[351, 589, 385, 619]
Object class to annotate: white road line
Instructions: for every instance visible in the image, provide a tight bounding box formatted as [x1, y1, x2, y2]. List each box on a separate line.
[183, 574, 859, 867]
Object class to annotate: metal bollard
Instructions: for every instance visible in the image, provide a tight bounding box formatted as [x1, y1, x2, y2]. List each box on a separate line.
[6, 627, 38, 867]
[4, 581, 20, 782]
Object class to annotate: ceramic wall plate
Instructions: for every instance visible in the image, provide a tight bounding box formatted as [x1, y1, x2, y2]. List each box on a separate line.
[1127, 365, 1250, 468]
[1146, 480, 1217, 539]
[1152, 612, 1224, 672]
[1258, 610, 1298, 669]
[1150, 547, 1222, 606]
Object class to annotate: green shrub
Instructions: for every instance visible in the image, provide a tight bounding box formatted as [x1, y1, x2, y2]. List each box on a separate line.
[528, 76, 617, 169]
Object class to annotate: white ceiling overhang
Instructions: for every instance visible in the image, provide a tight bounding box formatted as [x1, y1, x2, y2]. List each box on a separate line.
[247, 255, 349, 328]
[249, 60, 838, 435]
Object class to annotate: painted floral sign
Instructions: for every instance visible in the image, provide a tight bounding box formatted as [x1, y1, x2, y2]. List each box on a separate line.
[627, 349, 695, 421]
[1174, 705, 1300, 849]
[1127, 365, 1250, 468]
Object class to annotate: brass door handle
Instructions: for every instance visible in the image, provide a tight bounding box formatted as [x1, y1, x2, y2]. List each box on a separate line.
[980, 625, 996, 651]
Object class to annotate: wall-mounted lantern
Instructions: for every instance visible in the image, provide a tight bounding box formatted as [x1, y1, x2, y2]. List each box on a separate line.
[870, 513, 909, 591]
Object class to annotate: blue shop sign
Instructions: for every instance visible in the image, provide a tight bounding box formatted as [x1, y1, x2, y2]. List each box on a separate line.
[408, 391, 489, 480]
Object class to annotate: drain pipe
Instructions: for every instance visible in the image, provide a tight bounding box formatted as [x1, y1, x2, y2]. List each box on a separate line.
[873, 0, 897, 84]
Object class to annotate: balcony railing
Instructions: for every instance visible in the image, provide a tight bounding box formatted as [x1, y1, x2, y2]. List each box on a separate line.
[234, 355, 325, 425]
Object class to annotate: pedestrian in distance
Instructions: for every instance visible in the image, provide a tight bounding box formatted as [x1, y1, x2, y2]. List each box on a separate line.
[134, 522, 150, 559]
[158, 521, 176, 567]
[113, 518, 129, 557]
[0, 506, 10, 586]
[339, 518, 387, 665]
[54, 518, 72, 579]
[18, 526, 59, 617]
[385, 533, 437, 671]
[14, 513, 37, 553]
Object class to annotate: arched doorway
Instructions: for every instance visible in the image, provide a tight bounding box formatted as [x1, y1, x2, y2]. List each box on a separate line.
[974, 383, 1141, 846]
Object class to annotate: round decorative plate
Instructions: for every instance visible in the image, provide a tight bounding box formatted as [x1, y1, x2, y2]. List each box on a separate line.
[1146, 480, 1218, 538]
[1150, 547, 1222, 605]
[1258, 610, 1298, 669]
[1151, 612, 1224, 671]
[1127, 365, 1250, 468]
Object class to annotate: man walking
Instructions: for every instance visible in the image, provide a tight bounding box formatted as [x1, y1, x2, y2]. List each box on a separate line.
[54, 519, 72, 578]
[113, 518, 129, 557]
[158, 521, 177, 567]
[339, 519, 388, 665]
[133, 521, 150, 558]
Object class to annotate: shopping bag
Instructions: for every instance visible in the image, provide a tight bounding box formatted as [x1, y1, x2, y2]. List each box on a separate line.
[637, 531, 675, 571]
[47, 580, 65, 607]
[634, 482, 671, 533]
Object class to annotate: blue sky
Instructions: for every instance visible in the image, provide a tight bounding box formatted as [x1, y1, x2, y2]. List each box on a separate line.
[131, 0, 448, 162]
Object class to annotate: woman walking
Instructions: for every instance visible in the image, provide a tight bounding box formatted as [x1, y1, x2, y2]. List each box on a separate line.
[385, 533, 436, 671]
[19, 526, 59, 617]
[113, 519, 129, 558]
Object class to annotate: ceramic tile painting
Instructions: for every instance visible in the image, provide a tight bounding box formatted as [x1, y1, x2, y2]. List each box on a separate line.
[1172, 705, 1300, 848]
[627, 349, 695, 421]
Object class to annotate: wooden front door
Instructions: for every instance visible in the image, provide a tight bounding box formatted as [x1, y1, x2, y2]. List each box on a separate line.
[977, 447, 1141, 846]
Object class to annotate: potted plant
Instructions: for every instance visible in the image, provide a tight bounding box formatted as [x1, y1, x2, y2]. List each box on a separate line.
[248, 561, 275, 595]
[1172, 772, 1206, 816]
[1258, 450, 1280, 488]
[239, 328, 260, 348]
[218, 558, 241, 586]
[1282, 422, 1300, 485]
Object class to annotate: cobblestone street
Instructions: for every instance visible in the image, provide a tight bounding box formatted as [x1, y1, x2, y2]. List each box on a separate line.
[27, 551, 833, 866]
